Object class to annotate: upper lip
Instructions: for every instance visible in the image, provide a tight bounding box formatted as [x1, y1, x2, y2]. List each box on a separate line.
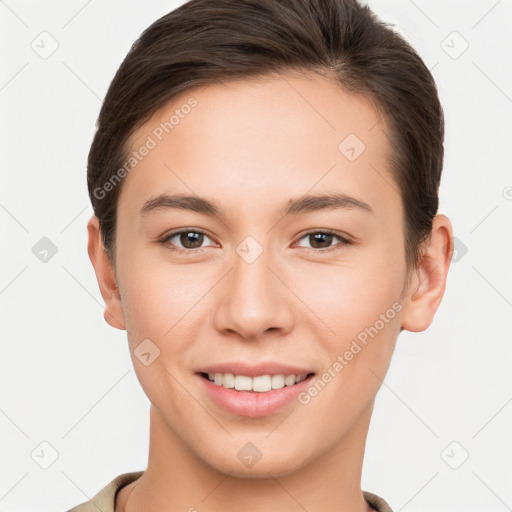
[196, 362, 315, 378]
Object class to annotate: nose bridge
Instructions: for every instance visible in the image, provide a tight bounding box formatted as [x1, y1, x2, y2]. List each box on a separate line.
[213, 234, 292, 339]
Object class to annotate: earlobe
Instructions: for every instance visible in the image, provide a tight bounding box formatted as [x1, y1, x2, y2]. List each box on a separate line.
[401, 214, 454, 332]
[86, 215, 126, 331]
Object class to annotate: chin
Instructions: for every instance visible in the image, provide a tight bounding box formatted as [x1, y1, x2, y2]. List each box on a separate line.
[202, 446, 310, 479]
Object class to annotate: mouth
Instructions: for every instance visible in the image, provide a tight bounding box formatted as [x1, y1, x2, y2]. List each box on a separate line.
[199, 371, 316, 393]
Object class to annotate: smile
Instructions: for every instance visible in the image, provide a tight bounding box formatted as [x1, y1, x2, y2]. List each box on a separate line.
[201, 372, 314, 392]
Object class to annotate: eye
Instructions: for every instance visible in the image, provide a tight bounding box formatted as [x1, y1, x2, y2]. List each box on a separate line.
[159, 228, 352, 255]
[160, 229, 215, 253]
[294, 230, 352, 253]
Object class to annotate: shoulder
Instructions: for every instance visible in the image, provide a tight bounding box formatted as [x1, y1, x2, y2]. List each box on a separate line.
[363, 490, 394, 512]
[66, 471, 144, 512]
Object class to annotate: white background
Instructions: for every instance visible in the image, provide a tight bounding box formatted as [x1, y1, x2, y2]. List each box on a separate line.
[1, 1, 511, 510]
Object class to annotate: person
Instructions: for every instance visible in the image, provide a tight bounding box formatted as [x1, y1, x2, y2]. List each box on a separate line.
[68, 0, 453, 510]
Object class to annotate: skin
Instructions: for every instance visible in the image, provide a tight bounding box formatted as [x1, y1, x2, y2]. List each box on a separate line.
[87, 71, 453, 512]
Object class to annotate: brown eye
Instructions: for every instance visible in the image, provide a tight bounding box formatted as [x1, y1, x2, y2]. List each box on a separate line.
[177, 231, 204, 249]
[308, 232, 335, 249]
[295, 230, 351, 252]
[161, 229, 214, 252]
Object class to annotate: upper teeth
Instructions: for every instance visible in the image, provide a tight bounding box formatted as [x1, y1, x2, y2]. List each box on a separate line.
[207, 373, 308, 392]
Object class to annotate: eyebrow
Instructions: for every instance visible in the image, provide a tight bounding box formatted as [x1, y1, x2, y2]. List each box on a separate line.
[139, 192, 373, 218]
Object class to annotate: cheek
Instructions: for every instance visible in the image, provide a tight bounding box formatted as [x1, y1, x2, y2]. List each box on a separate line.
[298, 243, 404, 397]
[117, 252, 215, 349]
[294, 270, 402, 444]
[302, 249, 404, 340]
[116, 258, 202, 411]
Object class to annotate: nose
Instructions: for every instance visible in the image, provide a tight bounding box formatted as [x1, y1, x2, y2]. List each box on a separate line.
[212, 243, 294, 341]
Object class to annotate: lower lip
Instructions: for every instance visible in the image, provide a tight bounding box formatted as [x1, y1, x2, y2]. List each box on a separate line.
[196, 373, 314, 418]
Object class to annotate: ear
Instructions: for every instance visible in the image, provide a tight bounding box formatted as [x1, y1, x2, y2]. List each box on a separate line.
[401, 214, 454, 332]
[87, 215, 126, 330]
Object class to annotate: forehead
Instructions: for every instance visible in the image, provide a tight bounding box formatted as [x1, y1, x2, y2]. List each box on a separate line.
[120, 72, 396, 218]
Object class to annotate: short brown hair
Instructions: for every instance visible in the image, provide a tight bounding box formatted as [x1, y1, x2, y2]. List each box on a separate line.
[87, 0, 444, 269]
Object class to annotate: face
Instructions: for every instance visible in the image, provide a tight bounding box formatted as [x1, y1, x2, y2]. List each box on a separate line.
[105, 72, 410, 477]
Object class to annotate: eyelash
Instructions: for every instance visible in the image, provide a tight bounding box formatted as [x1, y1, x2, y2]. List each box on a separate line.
[159, 228, 352, 255]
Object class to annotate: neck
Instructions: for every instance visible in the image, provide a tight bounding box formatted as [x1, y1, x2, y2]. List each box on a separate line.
[118, 402, 375, 512]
